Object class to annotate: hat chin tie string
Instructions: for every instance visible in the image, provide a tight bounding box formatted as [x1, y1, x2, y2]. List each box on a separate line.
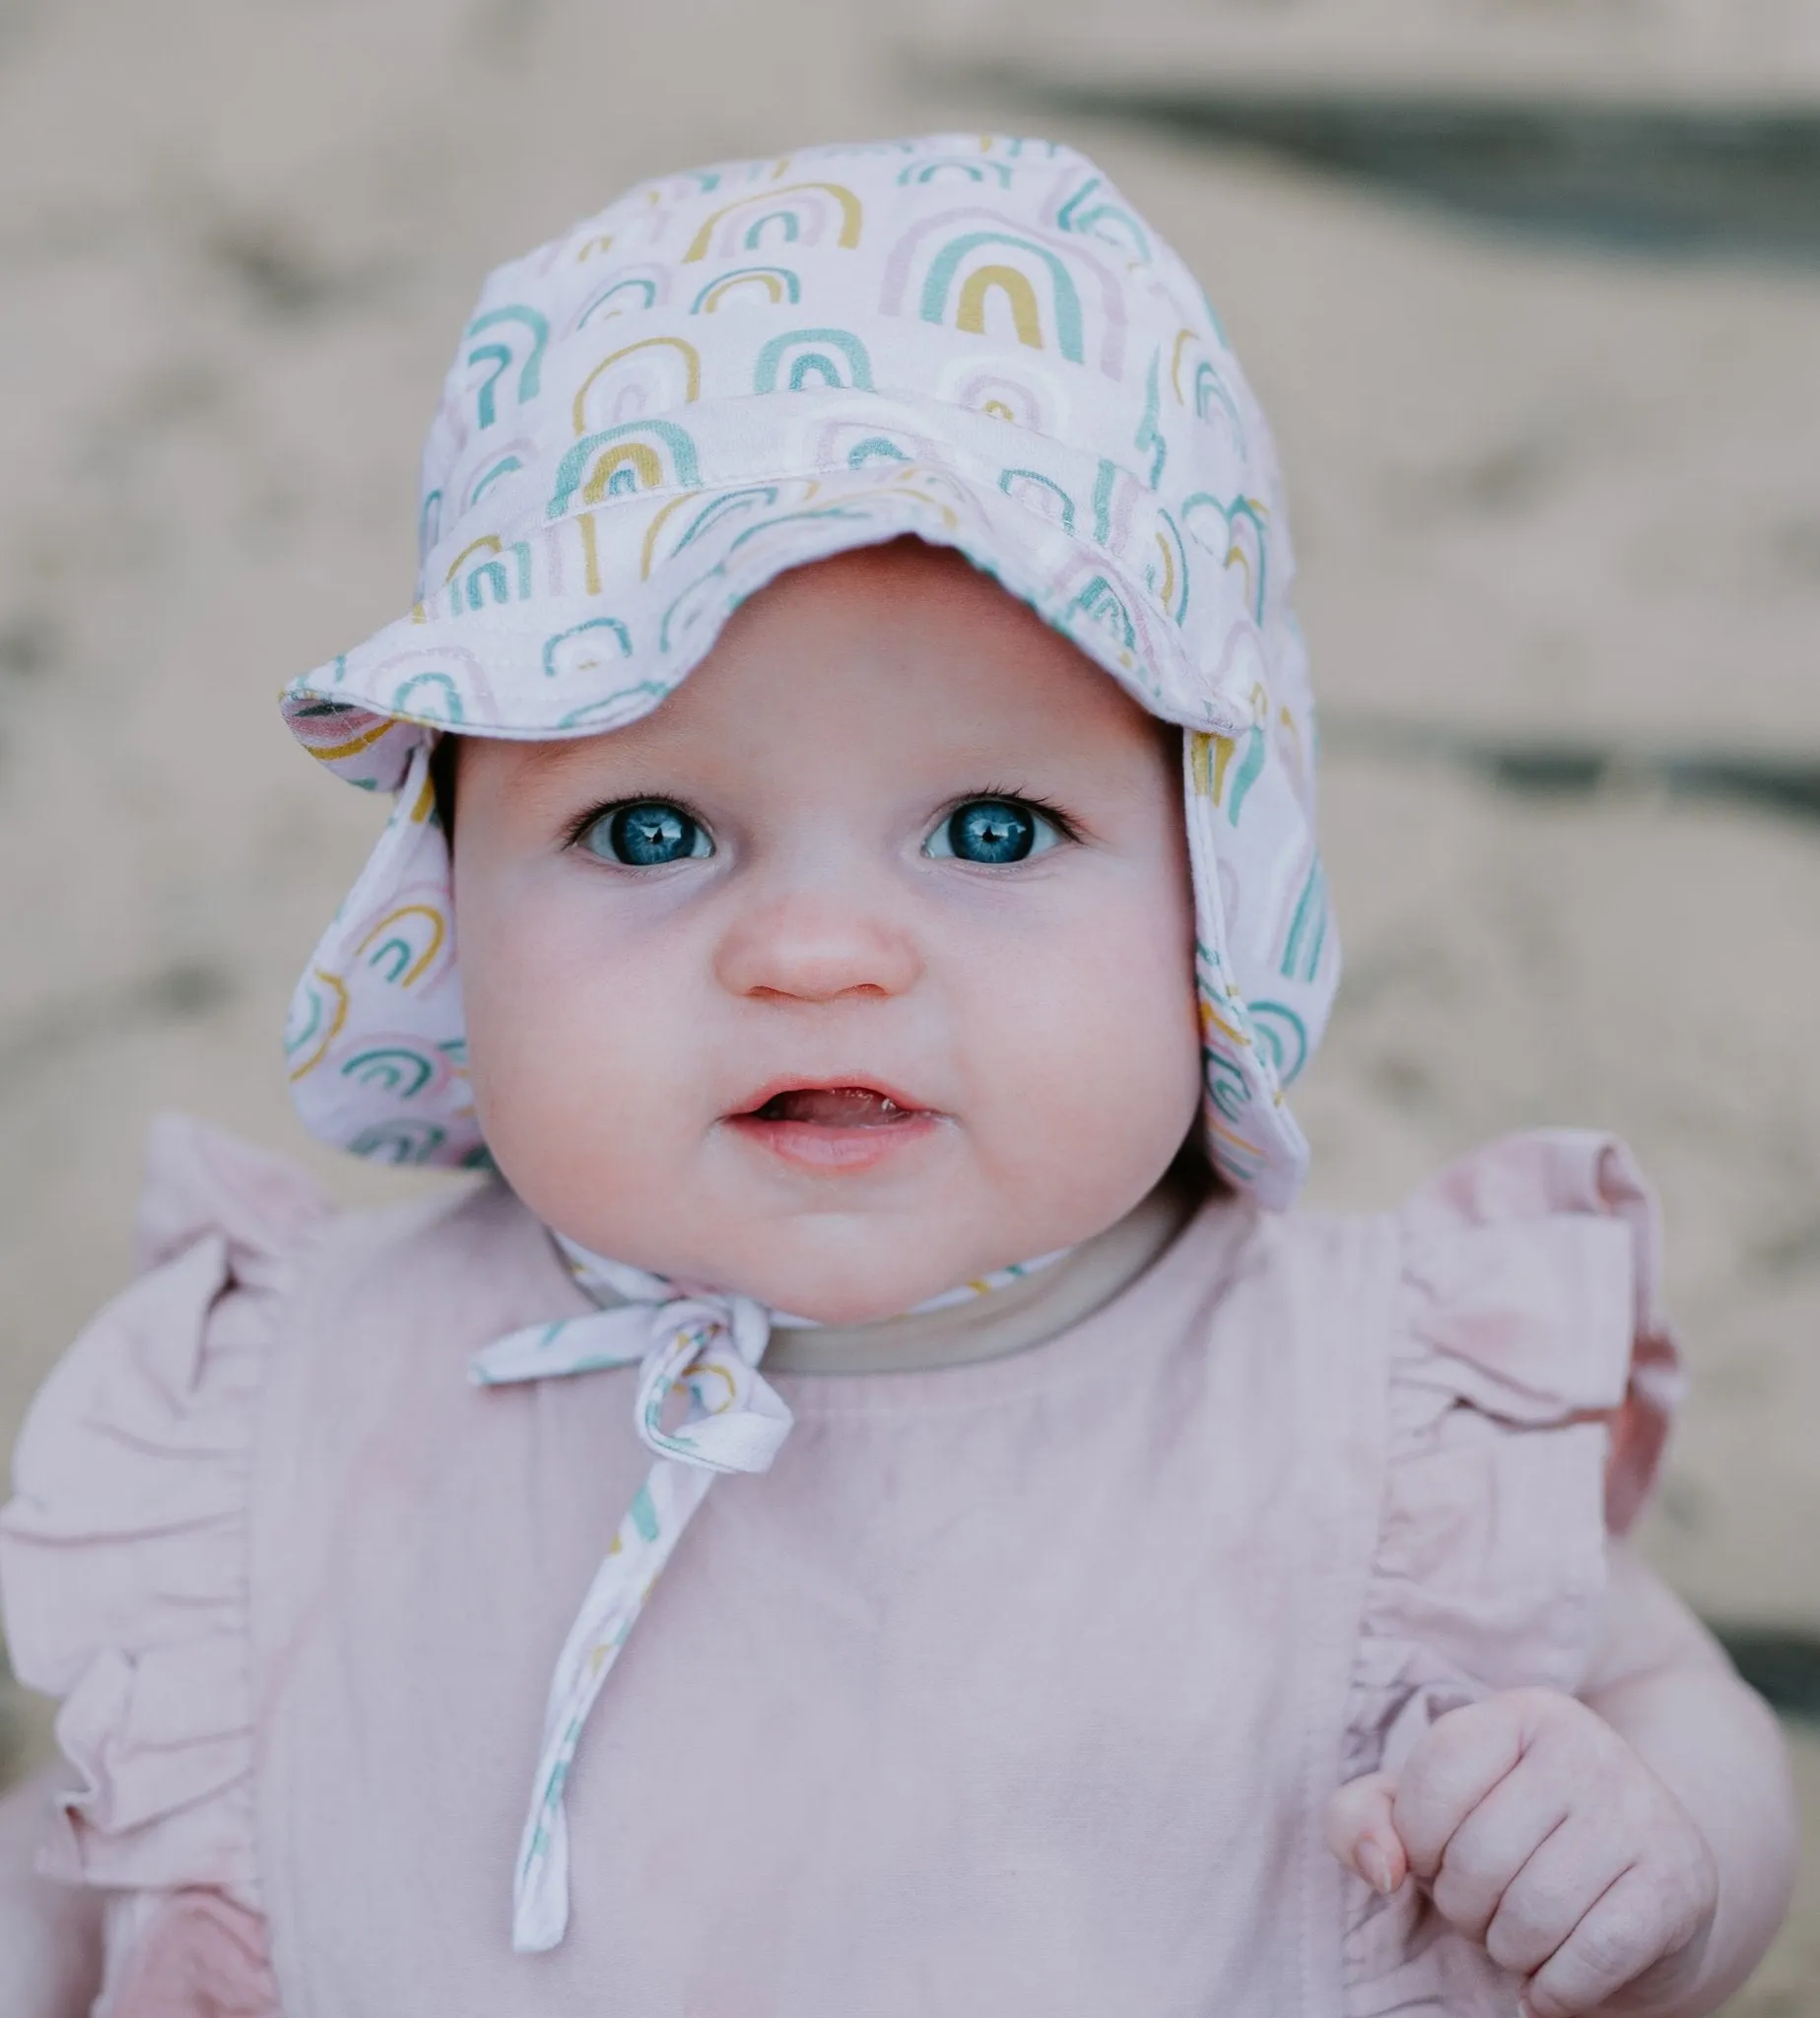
[470, 1287, 787, 1953]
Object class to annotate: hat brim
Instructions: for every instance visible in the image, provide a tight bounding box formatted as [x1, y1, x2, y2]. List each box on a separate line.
[282, 448, 1255, 790]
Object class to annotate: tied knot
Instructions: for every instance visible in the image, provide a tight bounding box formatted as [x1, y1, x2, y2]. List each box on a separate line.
[633, 1294, 791, 1474]
[470, 1290, 791, 1478]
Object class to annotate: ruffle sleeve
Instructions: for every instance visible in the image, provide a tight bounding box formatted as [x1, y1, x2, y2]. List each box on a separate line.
[0, 1113, 332, 1909]
[1341, 1130, 1683, 2014]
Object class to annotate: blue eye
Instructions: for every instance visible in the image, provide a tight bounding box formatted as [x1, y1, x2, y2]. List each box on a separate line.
[580, 801, 712, 866]
[925, 797, 1060, 865]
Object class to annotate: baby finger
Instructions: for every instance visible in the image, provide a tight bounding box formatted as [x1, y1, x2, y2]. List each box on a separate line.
[1389, 1699, 1527, 1881]
[1425, 1752, 1578, 1943]
[1479, 1811, 1634, 1981]
[1520, 1865, 1697, 2018]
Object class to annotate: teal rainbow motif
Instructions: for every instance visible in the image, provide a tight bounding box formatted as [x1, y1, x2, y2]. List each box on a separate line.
[390, 670, 465, 722]
[654, 486, 785, 572]
[418, 490, 443, 565]
[843, 436, 910, 467]
[355, 901, 446, 986]
[1055, 174, 1152, 268]
[547, 420, 702, 514]
[463, 305, 549, 428]
[556, 679, 670, 731]
[576, 272, 663, 327]
[656, 503, 895, 651]
[1278, 860, 1329, 986]
[899, 157, 1013, 187]
[1247, 999, 1311, 1084]
[1134, 351, 1168, 487]
[752, 327, 873, 392]
[998, 467, 1075, 534]
[1181, 492, 1268, 624]
[466, 450, 528, 509]
[1226, 726, 1266, 825]
[449, 540, 533, 612]
[543, 616, 633, 679]
[1065, 573, 1137, 651]
[283, 969, 346, 1080]
[339, 1045, 440, 1098]
[918, 231, 1085, 362]
[1170, 323, 1246, 446]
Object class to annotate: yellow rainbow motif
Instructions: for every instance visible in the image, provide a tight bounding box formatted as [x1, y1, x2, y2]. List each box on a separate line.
[681, 182, 863, 261]
[956, 264, 1044, 348]
[1197, 993, 1254, 1053]
[1152, 529, 1177, 614]
[444, 534, 505, 583]
[894, 224, 1123, 371]
[588, 441, 662, 495]
[1169, 326, 1197, 401]
[355, 904, 446, 987]
[1277, 706, 1305, 791]
[639, 491, 705, 579]
[1189, 730, 1224, 802]
[572, 336, 702, 435]
[303, 717, 395, 766]
[286, 968, 349, 1081]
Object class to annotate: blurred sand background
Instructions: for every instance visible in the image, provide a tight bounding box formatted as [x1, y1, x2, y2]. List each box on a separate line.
[1, 0, 1816, 2002]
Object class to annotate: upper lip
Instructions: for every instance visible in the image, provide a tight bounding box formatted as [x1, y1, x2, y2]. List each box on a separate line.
[726, 1074, 936, 1118]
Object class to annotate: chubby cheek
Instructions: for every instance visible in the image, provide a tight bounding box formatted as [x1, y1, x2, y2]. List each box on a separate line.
[955, 879, 1204, 1238]
[458, 878, 701, 1242]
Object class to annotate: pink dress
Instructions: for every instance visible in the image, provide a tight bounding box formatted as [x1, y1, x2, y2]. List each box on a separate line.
[0, 1117, 1679, 2017]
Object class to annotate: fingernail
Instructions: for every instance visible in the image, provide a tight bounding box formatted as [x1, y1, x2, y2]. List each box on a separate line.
[1356, 1840, 1392, 1894]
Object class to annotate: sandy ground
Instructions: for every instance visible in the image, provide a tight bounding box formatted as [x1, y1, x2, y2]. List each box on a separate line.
[919, 0, 1820, 103]
[0, 0, 1816, 2002]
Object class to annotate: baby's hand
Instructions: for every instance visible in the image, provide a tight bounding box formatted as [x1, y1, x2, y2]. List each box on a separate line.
[1325, 1689, 1718, 2017]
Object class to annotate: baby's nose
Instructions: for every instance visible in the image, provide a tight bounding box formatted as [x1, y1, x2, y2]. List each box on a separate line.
[712, 895, 922, 1003]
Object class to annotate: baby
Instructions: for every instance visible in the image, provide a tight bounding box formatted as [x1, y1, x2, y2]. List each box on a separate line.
[0, 135, 1796, 2017]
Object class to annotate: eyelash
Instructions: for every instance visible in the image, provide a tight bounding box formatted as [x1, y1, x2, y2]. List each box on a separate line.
[951, 784, 1082, 845]
[561, 795, 706, 853]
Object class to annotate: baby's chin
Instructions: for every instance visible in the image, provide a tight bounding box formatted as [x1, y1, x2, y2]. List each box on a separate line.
[606, 1224, 1027, 1327]
[698, 1247, 986, 1327]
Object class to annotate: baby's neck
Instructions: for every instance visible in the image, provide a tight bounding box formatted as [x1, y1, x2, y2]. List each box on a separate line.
[750, 1180, 1198, 1377]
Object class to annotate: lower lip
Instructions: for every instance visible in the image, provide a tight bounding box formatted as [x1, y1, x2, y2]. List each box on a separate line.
[723, 1111, 943, 1175]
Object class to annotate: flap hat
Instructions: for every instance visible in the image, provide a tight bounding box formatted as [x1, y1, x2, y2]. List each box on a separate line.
[282, 131, 1337, 1206]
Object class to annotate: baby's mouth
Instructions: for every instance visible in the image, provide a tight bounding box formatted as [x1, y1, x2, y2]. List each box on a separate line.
[746, 1086, 919, 1128]
[726, 1081, 941, 1173]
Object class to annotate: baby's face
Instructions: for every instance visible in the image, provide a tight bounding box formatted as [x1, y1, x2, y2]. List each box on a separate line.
[451, 540, 1202, 1323]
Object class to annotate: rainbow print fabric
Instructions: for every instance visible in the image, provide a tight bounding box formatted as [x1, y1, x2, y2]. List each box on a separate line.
[282, 132, 1337, 1206]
